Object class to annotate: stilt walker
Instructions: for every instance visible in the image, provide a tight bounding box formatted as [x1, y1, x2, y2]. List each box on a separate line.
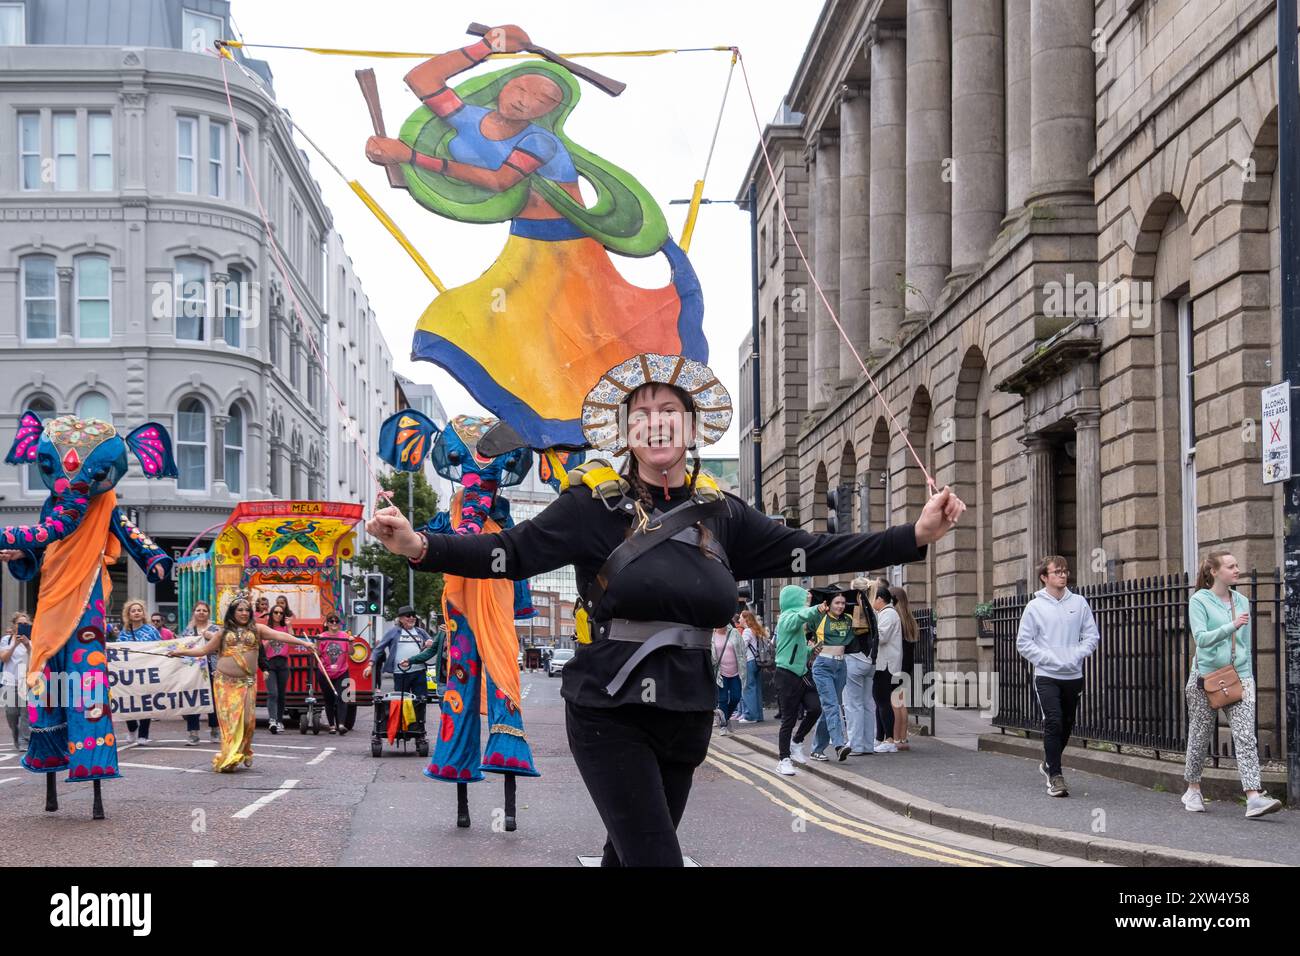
[378, 411, 543, 830]
[0, 412, 178, 819]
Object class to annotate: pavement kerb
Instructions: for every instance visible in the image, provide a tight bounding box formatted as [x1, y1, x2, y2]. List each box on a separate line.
[724, 731, 1281, 868]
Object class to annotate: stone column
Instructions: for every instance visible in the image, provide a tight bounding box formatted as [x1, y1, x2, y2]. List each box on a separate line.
[211, 272, 230, 344]
[211, 413, 230, 497]
[1004, 0, 1031, 219]
[1023, 434, 1056, 583]
[951, 0, 1005, 274]
[211, 414, 229, 483]
[811, 132, 840, 407]
[905, 0, 951, 317]
[1028, 0, 1095, 204]
[1073, 409, 1102, 585]
[869, 21, 906, 353]
[839, 83, 871, 383]
[57, 266, 74, 340]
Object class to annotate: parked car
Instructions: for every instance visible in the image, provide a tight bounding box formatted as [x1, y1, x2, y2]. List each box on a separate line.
[547, 648, 574, 678]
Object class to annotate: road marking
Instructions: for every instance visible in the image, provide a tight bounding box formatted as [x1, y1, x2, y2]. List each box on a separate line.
[119, 761, 209, 774]
[232, 779, 299, 819]
[705, 750, 1016, 867]
[193, 860, 219, 866]
[306, 747, 335, 766]
[578, 855, 699, 867]
[521, 683, 532, 700]
[129, 746, 298, 760]
[0, 753, 19, 761]
[0, 776, 21, 785]
[150, 738, 317, 750]
[708, 747, 1017, 865]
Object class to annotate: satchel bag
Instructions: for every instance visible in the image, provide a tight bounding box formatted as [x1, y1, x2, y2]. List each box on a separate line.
[1199, 600, 1244, 710]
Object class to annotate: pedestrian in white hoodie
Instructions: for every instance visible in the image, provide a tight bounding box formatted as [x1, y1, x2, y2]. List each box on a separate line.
[1015, 555, 1100, 797]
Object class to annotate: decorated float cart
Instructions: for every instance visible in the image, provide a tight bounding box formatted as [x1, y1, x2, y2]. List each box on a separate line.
[176, 501, 374, 731]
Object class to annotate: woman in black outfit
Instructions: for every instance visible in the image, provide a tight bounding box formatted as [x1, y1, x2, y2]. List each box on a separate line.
[367, 353, 965, 866]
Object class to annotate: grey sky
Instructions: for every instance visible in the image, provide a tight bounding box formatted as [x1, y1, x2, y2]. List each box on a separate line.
[233, 1, 823, 455]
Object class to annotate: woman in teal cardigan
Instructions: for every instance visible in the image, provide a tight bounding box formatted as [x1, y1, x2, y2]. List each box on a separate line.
[1182, 551, 1280, 818]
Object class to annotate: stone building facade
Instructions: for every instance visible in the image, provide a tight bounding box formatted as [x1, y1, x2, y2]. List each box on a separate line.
[0, 1, 395, 623]
[737, 0, 1290, 712]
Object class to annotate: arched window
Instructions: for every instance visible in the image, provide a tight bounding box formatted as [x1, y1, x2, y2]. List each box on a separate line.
[75, 254, 111, 341]
[24, 396, 56, 492]
[176, 397, 207, 491]
[22, 256, 57, 342]
[223, 266, 246, 348]
[75, 392, 111, 424]
[225, 404, 245, 495]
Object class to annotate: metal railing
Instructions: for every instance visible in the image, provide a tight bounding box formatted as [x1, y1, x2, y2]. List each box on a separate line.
[991, 570, 1288, 765]
[909, 606, 937, 737]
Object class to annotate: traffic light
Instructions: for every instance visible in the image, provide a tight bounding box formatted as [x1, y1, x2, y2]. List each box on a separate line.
[380, 574, 395, 612]
[363, 572, 383, 615]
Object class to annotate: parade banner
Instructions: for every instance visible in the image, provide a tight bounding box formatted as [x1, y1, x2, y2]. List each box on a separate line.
[106, 639, 212, 718]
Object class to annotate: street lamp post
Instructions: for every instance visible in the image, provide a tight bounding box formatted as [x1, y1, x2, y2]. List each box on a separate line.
[1276, 0, 1300, 805]
[670, 192, 764, 623]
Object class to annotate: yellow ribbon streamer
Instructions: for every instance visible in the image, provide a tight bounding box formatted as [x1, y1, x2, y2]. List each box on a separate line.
[348, 180, 446, 293]
[221, 39, 734, 59]
[678, 179, 706, 253]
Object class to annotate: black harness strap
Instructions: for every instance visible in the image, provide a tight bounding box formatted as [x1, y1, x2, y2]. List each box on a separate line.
[584, 497, 728, 615]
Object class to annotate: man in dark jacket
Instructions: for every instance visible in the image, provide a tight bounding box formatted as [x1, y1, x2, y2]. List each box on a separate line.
[364, 607, 436, 706]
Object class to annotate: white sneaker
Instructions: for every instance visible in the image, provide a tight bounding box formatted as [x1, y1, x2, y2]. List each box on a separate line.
[1181, 789, 1205, 812]
[873, 741, 898, 753]
[136, 738, 150, 747]
[718, 723, 730, 737]
[125, 730, 137, 745]
[775, 758, 797, 776]
[790, 741, 808, 764]
[1245, 793, 1282, 819]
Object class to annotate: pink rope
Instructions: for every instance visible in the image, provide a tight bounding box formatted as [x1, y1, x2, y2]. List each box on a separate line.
[216, 52, 389, 509]
[734, 53, 936, 493]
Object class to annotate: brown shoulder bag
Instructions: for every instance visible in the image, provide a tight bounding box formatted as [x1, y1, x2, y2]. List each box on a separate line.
[1199, 597, 1244, 710]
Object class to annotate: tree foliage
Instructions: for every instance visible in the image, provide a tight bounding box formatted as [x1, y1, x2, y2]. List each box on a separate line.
[349, 469, 444, 621]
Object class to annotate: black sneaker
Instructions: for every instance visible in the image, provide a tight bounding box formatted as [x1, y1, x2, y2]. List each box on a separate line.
[837, 744, 852, 762]
[1048, 774, 1069, 798]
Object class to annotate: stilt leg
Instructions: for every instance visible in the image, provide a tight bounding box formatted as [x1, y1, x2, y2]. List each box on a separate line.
[92, 779, 105, 820]
[504, 772, 517, 832]
[456, 782, 470, 829]
[45, 774, 58, 813]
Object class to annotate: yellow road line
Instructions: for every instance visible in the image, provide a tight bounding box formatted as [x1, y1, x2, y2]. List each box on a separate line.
[707, 748, 1019, 867]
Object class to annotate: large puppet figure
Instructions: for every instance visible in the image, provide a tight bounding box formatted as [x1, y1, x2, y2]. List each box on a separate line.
[379, 410, 551, 831]
[364, 23, 707, 451]
[0, 412, 177, 819]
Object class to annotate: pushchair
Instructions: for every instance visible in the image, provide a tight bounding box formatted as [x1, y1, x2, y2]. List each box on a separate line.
[369, 683, 429, 758]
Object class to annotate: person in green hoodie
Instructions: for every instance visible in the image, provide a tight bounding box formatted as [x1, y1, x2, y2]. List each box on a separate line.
[1182, 551, 1281, 818]
[773, 586, 829, 775]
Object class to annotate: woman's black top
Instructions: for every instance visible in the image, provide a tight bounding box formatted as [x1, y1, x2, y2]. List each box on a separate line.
[413, 480, 926, 711]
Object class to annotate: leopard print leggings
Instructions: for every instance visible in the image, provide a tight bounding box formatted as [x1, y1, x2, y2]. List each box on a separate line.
[1184, 668, 1260, 792]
